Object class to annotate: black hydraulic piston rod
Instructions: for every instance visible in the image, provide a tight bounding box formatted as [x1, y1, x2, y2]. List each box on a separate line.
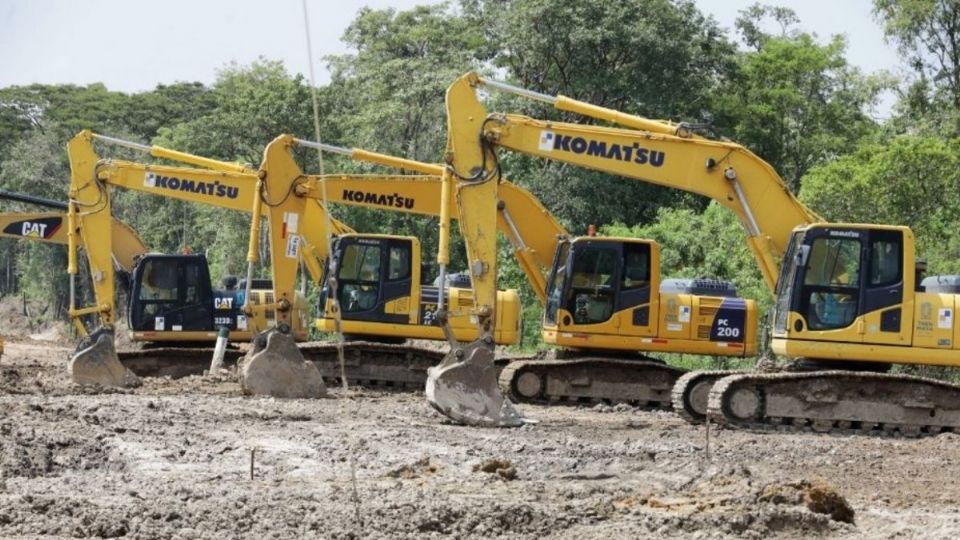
[0, 189, 68, 210]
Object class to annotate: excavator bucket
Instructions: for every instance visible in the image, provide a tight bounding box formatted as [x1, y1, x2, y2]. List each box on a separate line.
[426, 340, 529, 427]
[68, 328, 140, 387]
[240, 329, 327, 398]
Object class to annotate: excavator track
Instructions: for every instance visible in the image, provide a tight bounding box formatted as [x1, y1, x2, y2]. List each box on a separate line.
[118, 341, 518, 390]
[498, 357, 686, 408]
[671, 370, 748, 424]
[301, 341, 448, 390]
[707, 371, 960, 437]
[118, 348, 245, 378]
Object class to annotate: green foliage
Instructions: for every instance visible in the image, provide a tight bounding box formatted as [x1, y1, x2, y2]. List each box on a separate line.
[874, 0, 960, 135]
[712, 5, 887, 191]
[800, 135, 960, 274]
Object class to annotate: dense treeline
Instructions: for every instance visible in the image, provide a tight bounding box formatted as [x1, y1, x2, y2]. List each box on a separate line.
[1, 0, 958, 347]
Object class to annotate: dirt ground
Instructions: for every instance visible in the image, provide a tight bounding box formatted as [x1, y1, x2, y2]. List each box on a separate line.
[2, 337, 960, 539]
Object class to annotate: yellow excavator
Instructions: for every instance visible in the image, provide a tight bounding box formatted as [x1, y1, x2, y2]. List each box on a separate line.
[431, 71, 960, 436]
[63, 131, 520, 394]
[241, 135, 759, 426]
[226, 134, 526, 391]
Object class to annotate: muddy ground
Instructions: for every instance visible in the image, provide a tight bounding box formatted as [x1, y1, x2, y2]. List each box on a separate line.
[2, 337, 960, 539]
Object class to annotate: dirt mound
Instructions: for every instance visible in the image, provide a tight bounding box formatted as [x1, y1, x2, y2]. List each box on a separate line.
[607, 465, 855, 537]
[474, 457, 517, 480]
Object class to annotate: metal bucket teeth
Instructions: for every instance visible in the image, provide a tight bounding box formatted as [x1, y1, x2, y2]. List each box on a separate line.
[425, 340, 529, 427]
[68, 328, 140, 388]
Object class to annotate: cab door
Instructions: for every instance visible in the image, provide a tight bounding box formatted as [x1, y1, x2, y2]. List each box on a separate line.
[128, 255, 215, 332]
[333, 237, 412, 324]
[787, 227, 909, 345]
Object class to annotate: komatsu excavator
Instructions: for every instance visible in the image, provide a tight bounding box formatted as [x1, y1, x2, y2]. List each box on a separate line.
[234, 134, 525, 389]
[247, 136, 758, 424]
[431, 71, 960, 436]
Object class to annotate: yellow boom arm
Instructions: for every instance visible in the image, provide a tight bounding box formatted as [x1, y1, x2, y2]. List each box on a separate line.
[445, 72, 824, 294]
[249, 135, 567, 317]
[65, 130, 352, 331]
[0, 210, 146, 272]
[293, 139, 564, 303]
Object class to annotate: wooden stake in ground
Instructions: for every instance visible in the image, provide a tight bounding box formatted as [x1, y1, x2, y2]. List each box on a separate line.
[250, 448, 255, 480]
[705, 416, 711, 461]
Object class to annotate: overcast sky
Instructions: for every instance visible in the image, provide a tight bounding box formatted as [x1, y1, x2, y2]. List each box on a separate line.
[0, 0, 901, 115]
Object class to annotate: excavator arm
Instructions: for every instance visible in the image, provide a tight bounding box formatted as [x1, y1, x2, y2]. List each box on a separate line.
[0, 210, 146, 273]
[445, 72, 823, 294]
[281, 139, 565, 303]
[246, 134, 566, 331]
[66, 130, 351, 332]
[64, 130, 350, 389]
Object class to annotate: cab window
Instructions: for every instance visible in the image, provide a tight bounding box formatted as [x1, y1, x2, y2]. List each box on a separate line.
[622, 243, 650, 290]
[869, 232, 902, 286]
[802, 236, 861, 330]
[566, 246, 618, 324]
[388, 245, 411, 281]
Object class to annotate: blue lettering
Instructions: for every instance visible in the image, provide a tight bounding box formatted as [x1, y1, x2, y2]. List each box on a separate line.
[634, 148, 648, 165]
[586, 140, 607, 157]
[570, 137, 587, 154]
[650, 151, 665, 167]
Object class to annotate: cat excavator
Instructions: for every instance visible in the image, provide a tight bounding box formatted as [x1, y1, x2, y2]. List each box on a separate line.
[63, 130, 520, 394]
[430, 71, 960, 436]
[65, 130, 341, 393]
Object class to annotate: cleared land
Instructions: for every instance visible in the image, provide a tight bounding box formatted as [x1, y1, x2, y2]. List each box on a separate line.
[2, 338, 959, 539]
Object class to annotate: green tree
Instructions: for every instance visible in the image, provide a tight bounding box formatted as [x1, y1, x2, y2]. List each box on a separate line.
[874, 0, 960, 134]
[461, 0, 738, 229]
[713, 4, 886, 192]
[800, 135, 960, 274]
[323, 4, 491, 277]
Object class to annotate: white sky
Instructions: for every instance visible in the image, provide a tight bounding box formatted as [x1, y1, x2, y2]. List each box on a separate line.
[0, 0, 901, 115]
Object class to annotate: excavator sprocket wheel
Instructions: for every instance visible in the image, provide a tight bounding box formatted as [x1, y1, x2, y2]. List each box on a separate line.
[68, 328, 140, 388]
[671, 370, 747, 424]
[241, 330, 326, 398]
[426, 340, 530, 427]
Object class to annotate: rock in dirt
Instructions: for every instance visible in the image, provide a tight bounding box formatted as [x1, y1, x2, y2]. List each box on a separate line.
[474, 458, 517, 480]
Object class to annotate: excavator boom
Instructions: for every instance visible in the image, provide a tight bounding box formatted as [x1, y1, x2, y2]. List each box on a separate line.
[441, 72, 960, 436]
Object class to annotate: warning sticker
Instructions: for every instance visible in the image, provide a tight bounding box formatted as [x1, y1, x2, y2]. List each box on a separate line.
[939, 308, 953, 329]
[285, 235, 301, 259]
[284, 212, 299, 235]
[154, 316, 165, 331]
[678, 305, 691, 323]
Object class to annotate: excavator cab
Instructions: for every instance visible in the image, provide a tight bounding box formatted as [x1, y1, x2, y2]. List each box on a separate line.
[127, 254, 270, 342]
[317, 233, 521, 344]
[319, 235, 415, 327]
[773, 224, 915, 357]
[129, 255, 216, 336]
[545, 238, 654, 330]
